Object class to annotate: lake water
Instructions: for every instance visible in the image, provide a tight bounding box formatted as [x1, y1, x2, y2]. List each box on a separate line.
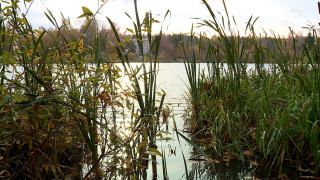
[134, 63, 262, 179]
[133, 63, 302, 179]
[6, 62, 293, 179]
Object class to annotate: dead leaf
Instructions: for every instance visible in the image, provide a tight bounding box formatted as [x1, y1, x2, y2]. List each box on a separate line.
[300, 176, 320, 180]
[251, 161, 259, 166]
[243, 149, 255, 158]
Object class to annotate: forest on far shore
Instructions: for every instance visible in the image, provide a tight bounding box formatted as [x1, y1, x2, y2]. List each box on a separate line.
[40, 19, 315, 63]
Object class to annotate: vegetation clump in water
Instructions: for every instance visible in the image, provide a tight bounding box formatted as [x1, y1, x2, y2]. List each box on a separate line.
[182, 0, 320, 177]
[0, 0, 171, 179]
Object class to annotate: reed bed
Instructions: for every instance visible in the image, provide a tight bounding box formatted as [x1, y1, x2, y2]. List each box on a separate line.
[182, 0, 320, 176]
[0, 0, 170, 179]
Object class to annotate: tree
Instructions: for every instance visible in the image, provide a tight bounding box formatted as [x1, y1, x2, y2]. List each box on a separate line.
[80, 19, 99, 50]
[306, 32, 315, 48]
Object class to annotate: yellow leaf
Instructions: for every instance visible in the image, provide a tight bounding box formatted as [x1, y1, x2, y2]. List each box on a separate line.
[78, 39, 83, 53]
[119, 42, 126, 47]
[32, 57, 40, 65]
[250, 161, 259, 166]
[34, 30, 42, 35]
[132, 112, 139, 119]
[81, 6, 93, 16]
[126, 28, 134, 33]
[148, 148, 162, 157]
[124, 37, 131, 43]
[24, 34, 32, 43]
[102, 64, 111, 70]
[26, 49, 34, 57]
[17, 18, 27, 25]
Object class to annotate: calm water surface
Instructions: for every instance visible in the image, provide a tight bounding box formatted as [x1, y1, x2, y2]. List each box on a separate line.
[142, 63, 260, 179]
[7, 63, 297, 179]
[141, 63, 302, 179]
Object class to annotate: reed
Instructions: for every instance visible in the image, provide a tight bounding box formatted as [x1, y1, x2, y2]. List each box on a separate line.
[0, 0, 170, 179]
[183, 0, 320, 176]
[106, 0, 171, 178]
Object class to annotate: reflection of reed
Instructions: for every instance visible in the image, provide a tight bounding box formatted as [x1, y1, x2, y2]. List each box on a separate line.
[188, 159, 256, 180]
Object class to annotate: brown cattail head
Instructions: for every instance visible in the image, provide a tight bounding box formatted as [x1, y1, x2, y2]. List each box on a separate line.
[318, 2, 320, 14]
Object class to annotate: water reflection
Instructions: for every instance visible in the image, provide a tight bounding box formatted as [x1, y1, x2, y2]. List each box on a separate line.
[188, 160, 256, 180]
[100, 63, 279, 179]
[6, 63, 287, 179]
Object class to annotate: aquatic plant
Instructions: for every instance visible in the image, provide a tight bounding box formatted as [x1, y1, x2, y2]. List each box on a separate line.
[182, 0, 320, 176]
[105, 0, 171, 177]
[0, 0, 170, 179]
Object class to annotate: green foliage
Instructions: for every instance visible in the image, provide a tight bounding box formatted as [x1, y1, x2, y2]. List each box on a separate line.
[0, 0, 173, 179]
[182, 0, 320, 176]
[105, 0, 171, 178]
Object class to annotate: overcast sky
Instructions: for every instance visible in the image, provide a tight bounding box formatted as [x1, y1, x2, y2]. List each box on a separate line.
[20, 0, 319, 36]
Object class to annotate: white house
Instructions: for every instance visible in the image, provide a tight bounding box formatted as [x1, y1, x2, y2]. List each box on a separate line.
[132, 37, 150, 58]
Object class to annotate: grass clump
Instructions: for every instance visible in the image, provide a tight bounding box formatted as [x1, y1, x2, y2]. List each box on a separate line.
[0, 0, 170, 179]
[182, 0, 320, 176]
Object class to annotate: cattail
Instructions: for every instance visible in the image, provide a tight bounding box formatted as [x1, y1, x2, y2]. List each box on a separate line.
[318, 2, 320, 14]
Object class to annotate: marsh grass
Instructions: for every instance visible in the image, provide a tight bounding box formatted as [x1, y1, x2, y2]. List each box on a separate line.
[0, 0, 170, 179]
[182, 0, 320, 176]
[105, 0, 171, 178]
[2, 0, 318, 178]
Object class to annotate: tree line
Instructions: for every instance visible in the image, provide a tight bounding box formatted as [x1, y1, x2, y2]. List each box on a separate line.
[40, 19, 315, 63]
